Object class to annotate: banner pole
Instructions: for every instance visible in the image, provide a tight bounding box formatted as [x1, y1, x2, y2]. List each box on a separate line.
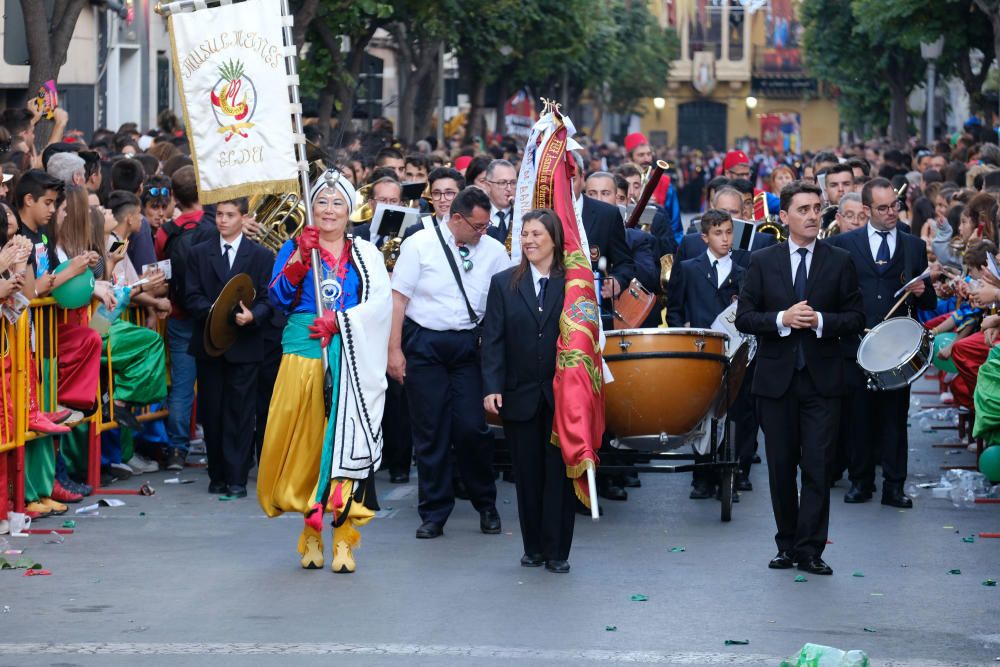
[278, 0, 326, 372]
[587, 466, 599, 522]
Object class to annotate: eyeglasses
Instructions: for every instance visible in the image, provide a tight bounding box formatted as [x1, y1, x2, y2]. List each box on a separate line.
[872, 204, 894, 215]
[431, 190, 458, 201]
[838, 212, 863, 222]
[458, 245, 473, 272]
[314, 197, 347, 210]
[459, 214, 489, 234]
[145, 187, 170, 197]
[487, 179, 517, 189]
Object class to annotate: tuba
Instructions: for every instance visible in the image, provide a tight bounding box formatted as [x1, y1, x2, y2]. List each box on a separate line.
[247, 192, 306, 253]
[349, 183, 375, 224]
[754, 190, 788, 242]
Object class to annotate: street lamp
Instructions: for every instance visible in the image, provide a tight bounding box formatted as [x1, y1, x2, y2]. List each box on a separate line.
[745, 95, 758, 118]
[653, 96, 665, 121]
[921, 37, 944, 144]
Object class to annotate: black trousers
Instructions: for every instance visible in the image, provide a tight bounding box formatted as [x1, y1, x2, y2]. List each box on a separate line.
[403, 320, 496, 526]
[382, 376, 413, 475]
[504, 402, 575, 561]
[196, 358, 258, 487]
[756, 369, 839, 559]
[254, 341, 282, 466]
[841, 368, 910, 486]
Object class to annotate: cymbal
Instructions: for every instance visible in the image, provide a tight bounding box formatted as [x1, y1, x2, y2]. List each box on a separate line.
[205, 273, 255, 357]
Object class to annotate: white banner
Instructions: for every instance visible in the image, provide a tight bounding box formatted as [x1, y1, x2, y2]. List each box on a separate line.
[168, 0, 298, 204]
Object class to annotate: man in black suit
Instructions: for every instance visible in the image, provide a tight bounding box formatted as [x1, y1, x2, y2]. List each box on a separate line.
[675, 187, 776, 266]
[736, 181, 865, 576]
[185, 198, 274, 498]
[827, 177, 936, 507]
[667, 209, 753, 497]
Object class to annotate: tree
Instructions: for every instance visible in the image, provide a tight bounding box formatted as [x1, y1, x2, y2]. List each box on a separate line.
[20, 0, 89, 97]
[298, 0, 393, 145]
[801, 0, 925, 144]
[973, 1, 1000, 116]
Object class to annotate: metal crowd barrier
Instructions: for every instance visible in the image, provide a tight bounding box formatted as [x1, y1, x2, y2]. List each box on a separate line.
[0, 298, 171, 521]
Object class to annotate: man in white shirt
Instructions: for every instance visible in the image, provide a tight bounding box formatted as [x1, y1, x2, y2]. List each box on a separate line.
[389, 187, 510, 539]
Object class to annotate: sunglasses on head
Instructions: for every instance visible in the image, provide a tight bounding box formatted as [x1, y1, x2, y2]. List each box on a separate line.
[145, 186, 170, 198]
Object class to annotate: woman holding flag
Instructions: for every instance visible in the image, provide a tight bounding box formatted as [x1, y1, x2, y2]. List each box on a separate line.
[257, 169, 392, 574]
[482, 209, 575, 573]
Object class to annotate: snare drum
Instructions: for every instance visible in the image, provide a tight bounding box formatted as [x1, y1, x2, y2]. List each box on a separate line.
[856, 318, 933, 391]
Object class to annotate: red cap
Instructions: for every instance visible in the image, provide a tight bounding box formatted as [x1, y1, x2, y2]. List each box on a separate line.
[624, 132, 648, 155]
[454, 155, 472, 172]
[723, 150, 750, 172]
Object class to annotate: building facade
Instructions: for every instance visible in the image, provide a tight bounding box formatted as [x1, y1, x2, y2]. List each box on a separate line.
[642, 0, 839, 153]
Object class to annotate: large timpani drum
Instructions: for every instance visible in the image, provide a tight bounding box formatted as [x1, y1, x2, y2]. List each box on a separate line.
[603, 328, 728, 438]
[856, 317, 933, 391]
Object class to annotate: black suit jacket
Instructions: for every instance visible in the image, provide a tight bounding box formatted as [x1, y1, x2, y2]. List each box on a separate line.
[735, 241, 865, 398]
[185, 236, 275, 363]
[667, 253, 745, 328]
[826, 226, 935, 334]
[675, 228, 776, 267]
[481, 267, 564, 421]
[582, 195, 635, 289]
[625, 227, 660, 293]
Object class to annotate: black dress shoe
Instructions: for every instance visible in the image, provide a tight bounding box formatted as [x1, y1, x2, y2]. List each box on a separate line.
[689, 480, 715, 500]
[389, 471, 409, 484]
[208, 481, 228, 494]
[622, 472, 641, 488]
[416, 521, 443, 539]
[768, 551, 795, 569]
[797, 556, 833, 575]
[844, 482, 872, 503]
[520, 553, 544, 567]
[881, 484, 913, 508]
[598, 483, 628, 501]
[480, 507, 501, 534]
[545, 559, 570, 573]
[736, 472, 753, 492]
[227, 484, 248, 498]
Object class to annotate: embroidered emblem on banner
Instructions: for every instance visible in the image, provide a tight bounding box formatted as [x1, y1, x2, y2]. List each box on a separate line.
[210, 59, 256, 141]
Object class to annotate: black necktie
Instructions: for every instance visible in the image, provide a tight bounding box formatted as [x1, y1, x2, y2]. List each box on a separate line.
[793, 247, 808, 369]
[497, 210, 508, 239]
[223, 243, 233, 270]
[537, 277, 548, 311]
[875, 231, 890, 273]
[793, 247, 808, 300]
[710, 259, 719, 289]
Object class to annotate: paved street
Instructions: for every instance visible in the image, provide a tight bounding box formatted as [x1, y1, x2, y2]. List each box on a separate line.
[1, 373, 998, 666]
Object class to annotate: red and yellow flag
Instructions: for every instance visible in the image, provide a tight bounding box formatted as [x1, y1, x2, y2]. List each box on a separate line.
[528, 111, 605, 506]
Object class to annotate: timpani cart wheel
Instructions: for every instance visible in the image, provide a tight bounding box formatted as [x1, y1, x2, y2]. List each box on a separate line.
[719, 420, 735, 522]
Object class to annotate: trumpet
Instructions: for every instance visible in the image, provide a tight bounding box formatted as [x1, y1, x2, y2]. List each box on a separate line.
[349, 183, 375, 224]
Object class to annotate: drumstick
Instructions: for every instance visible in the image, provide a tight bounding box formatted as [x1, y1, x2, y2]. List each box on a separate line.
[883, 291, 911, 321]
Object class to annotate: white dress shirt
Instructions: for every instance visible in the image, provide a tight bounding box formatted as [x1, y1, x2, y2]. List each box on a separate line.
[489, 205, 512, 229]
[776, 238, 824, 338]
[867, 223, 897, 263]
[706, 249, 732, 288]
[220, 233, 243, 270]
[529, 263, 550, 298]
[392, 223, 511, 331]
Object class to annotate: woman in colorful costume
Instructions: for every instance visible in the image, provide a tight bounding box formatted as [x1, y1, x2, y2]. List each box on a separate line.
[257, 170, 391, 573]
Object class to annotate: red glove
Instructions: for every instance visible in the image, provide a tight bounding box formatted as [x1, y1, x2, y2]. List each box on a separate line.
[298, 226, 320, 253]
[308, 311, 340, 348]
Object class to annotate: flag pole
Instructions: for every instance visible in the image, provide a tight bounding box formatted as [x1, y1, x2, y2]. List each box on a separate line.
[587, 466, 599, 521]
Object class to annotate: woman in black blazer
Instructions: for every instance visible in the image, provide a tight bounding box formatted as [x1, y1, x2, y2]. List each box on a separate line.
[482, 209, 575, 574]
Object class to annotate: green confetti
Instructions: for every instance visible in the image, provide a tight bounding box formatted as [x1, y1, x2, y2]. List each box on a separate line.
[139, 512, 146, 516]
[669, 547, 685, 553]
[948, 569, 962, 575]
[962, 536, 976, 543]
[218, 496, 234, 502]
[61, 520, 75, 528]
[794, 575, 807, 583]
[605, 625, 617, 632]
[630, 594, 648, 602]
[724, 639, 750, 645]
[852, 571, 864, 577]
[863, 627, 877, 633]
[983, 579, 997, 587]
